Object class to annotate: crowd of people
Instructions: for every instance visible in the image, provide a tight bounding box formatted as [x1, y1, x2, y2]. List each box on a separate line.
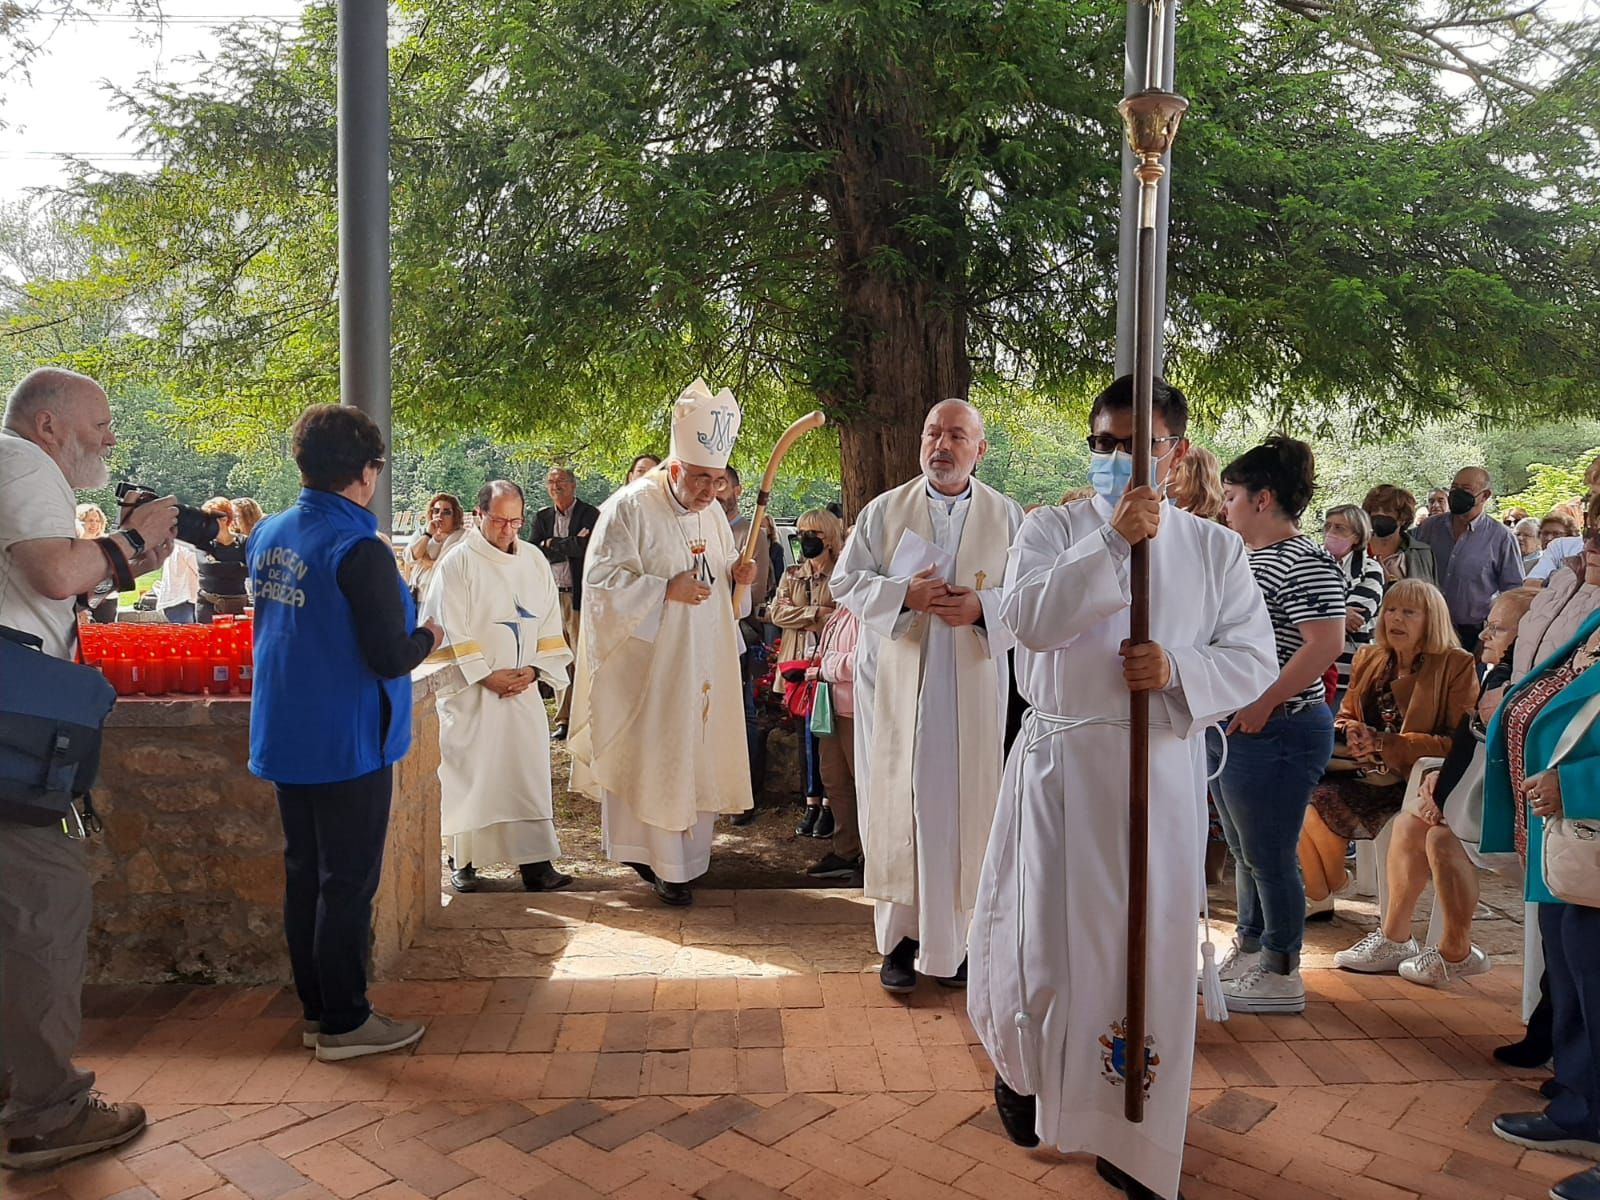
[5, 366, 1600, 1200]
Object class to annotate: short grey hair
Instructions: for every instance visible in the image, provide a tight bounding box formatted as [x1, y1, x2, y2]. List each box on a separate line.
[546, 466, 577, 484]
[3, 367, 101, 434]
[1324, 503, 1373, 547]
[1515, 517, 1541, 537]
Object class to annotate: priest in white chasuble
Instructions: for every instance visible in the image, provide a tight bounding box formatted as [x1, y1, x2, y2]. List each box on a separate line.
[967, 377, 1277, 1200]
[568, 379, 758, 906]
[420, 480, 576, 894]
[831, 399, 1023, 993]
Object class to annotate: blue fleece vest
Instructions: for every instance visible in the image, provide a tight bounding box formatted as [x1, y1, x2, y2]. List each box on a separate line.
[247, 488, 414, 784]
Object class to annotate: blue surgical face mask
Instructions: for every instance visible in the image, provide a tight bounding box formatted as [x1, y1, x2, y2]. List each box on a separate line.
[1088, 448, 1173, 503]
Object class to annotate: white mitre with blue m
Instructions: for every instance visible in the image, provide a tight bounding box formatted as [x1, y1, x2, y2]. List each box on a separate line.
[669, 377, 741, 469]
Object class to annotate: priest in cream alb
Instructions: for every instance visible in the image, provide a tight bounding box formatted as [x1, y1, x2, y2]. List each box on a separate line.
[831, 398, 1023, 992]
[420, 480, 576, 894]
[567, 380, 757, 906]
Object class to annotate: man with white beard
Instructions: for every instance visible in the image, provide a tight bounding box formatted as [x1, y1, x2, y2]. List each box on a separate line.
[0, 369, 177, 1169]
[966, 376, 1277, 1200]
[831, 398, 1022, 994]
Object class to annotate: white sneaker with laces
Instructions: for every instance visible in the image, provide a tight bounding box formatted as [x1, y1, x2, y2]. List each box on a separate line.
[1399, 944, 1491, 988]
[1223, 965, 1306, 1014]
[1333, 932, 1420, 974]
[1198, 941, 1262, 992]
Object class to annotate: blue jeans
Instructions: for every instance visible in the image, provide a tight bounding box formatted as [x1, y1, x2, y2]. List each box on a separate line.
[1207, 704, 1334, 974]
[802, 728, 824, 798]
[1542, 902, 1600, 1139]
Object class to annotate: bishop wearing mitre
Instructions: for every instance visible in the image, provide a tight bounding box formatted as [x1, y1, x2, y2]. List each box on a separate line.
[568, 380, 757, 906]
[831, 399, 1023, 992]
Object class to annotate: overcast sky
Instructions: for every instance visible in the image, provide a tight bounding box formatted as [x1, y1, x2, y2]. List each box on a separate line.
[1, 0, 1596, 207]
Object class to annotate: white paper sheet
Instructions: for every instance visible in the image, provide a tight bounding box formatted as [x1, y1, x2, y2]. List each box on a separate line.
[889, 529, 955, 581]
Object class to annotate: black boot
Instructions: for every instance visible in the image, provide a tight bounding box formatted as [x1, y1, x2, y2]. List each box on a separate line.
[811, 807, 835, 838]
[450, 861, 479, 893]
[1494, 983, 1553, 1068]
[993, 1076, 1039, 1148]
[796, 805, 821, 837]
[653, 877, 693, 906]
[520, 861, 573, 892]
[879, 937, 919, 994]
[1097, 1156, 1182, 1200]
[936, 957, 967, 989]
[623, 861, 658, 884]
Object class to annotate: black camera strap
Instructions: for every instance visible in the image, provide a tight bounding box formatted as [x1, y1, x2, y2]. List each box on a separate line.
[89, 536, 137, 601]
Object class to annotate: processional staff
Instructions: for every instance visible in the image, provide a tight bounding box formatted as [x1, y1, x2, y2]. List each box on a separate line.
[1117, 0, 1188, 1124]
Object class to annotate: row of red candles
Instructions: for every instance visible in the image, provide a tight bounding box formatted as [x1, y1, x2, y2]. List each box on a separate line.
[81, 616, 255, 697]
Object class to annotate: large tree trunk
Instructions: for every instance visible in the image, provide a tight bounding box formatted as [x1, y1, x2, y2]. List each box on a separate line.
[817, 71, 971, 520]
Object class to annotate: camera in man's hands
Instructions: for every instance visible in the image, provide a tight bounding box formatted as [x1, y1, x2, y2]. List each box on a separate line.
[115, 482, 220, 547]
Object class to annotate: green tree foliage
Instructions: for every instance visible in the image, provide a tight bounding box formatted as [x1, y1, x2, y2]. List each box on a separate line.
[1502, 447, 1600, 519]
[34, 0, 1600, 515]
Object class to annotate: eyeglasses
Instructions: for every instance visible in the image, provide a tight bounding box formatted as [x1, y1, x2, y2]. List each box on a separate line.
[1085, 434, 1183, 455]
[481, 514, 526, 529]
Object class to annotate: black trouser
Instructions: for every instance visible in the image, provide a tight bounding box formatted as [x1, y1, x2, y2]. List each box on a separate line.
[275, 767, 392, 1036]
[1542, 902, 1600, 1139]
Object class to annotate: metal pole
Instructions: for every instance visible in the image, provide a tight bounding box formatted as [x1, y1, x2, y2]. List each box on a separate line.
[338, 0, 392, 529]
[1114, 0, 1176, 377]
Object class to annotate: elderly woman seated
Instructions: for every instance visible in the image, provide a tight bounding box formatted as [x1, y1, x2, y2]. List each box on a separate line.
[1331, 586, 1538, 985]
[1299, 580, 1477, 918]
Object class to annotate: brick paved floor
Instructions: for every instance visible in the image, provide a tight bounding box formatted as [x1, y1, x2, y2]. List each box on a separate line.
[9, 886, 1567, 1200]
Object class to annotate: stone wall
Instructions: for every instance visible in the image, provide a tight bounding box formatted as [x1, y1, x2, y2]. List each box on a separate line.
[86, 666, 450, 985]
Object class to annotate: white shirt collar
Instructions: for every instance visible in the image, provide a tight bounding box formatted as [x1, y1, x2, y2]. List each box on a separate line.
[925, 477, 972, 512]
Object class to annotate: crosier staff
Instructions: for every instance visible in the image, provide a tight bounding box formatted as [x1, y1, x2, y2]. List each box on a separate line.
[1116, 0, 1187, 1125]
[731, 411, 828, 614]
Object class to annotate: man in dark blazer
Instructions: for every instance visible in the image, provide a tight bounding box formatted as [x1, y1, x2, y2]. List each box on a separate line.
[530, 466, 600, 738]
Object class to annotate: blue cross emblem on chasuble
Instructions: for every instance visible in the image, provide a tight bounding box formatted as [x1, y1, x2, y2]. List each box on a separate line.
[494, 599, 537, 665]
[1100, 1021, 1158, 1096]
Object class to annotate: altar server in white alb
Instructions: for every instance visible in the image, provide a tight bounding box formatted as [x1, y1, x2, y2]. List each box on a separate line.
[831, 398, 1022, 994]
[967, 377, 1277, 1200]
[421, 480, 575, 894]
[568, 379, 757, 906]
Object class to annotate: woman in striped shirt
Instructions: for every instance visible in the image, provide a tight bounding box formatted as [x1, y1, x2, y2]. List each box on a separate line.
[1324, 504, 1387, 708]
[1208, 436, 1347, 1015]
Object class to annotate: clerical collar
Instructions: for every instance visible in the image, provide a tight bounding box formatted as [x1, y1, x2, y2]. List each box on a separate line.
[925, 478, 972, 513]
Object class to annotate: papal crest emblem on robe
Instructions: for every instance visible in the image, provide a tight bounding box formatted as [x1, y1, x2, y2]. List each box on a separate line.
[1100, 1021, 1159, 1095]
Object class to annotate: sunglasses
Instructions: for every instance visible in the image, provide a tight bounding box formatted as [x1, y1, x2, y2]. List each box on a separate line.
[1086, 434, 1183, 455]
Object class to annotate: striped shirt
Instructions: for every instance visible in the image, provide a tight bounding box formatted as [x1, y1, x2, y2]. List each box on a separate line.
[1335, 549, 1388, 696]
[1245, 535, 1349, 710]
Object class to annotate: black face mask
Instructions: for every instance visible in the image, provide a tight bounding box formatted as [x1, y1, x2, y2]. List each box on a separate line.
[1369, 514, 1399, 538]
[1448, 486, 1479, 516]
[799, 533, 826, 559]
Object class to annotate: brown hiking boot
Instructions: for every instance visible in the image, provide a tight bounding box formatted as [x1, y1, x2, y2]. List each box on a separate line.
[1, 1095, 147, 1171]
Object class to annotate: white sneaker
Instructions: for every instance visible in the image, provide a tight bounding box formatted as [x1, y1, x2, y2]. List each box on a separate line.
[1306, 893, 1336, 920]
[1333, 932, 1420, 974]
[1198, 940, 1262, 992]
[1223, 965, 1306, 1014]
[1399, 944, 1491, 988]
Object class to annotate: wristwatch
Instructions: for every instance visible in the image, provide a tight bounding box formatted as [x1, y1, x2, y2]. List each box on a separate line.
[120, 527, 147, 556]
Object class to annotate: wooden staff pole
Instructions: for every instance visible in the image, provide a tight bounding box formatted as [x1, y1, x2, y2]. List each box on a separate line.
[1117, 0, 1187, 1124]
[732, 411, 827, 614]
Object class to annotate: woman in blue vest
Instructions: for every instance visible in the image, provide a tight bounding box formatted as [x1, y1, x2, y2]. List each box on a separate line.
[1480, 596, 1600, 1200]
[248, 405, 441, 1063]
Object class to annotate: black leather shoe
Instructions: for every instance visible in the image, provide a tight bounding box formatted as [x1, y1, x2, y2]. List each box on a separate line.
[653, 877, 693, 906]
[796, 806, 821, 837]
[1554, 1165, 1600, 1200]
[1492, 1112, 1600, 1159]
[993, 1076, 1039, 1148]
[811, 807, 835, 838]
[520, 861, 573, 892]
[730, 808, 758, 826]
[623, 861, 658, 884]
[807, 852, 859, 880]
[1494, 1038, 1554, 1068]
[1096, 1157, 1181, 1200]
[937, 958, 968, 989]
[450, 863, 480, 893]
[880, 937, 918, 994]
[551, 723, 568, 741]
